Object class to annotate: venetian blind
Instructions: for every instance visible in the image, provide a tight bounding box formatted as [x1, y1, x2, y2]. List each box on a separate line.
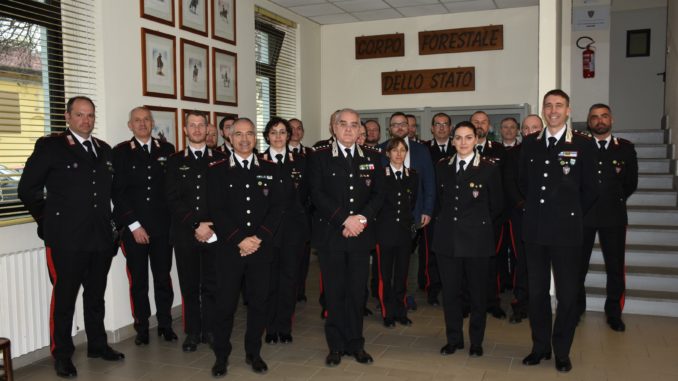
[0, 0, 97, 224]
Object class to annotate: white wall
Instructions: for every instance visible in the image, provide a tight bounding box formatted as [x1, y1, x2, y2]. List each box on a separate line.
[320, 7, 539, 139]
[667, 1, 678, 164]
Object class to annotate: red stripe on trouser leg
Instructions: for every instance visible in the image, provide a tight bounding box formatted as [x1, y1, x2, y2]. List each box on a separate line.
[508, 220, 518, 290]
[375, 244, 386, 318]
[120, 241, 138, 324]
[620, 225, 627, 311]
[46, 246, 57, 355]
[181, 295, 186, 332]
[495, 224, 505, 296]
[423, 226, 431, 292]
[319, 271, 328, 318]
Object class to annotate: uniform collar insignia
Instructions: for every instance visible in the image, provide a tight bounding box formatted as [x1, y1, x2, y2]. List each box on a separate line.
[66, 134, 76, 146]
[405, 167, 409, 176]
[154, 138, 160, 148]
[229, 154, 236, 168]
[288, 152, 294, 162]
[356, 144, 365, 158]
[385, 166, 391, 176]
[130, 140, 136, 149]
[331, 140, 339, 157]
[184, 148, 189, 158]
[207, 148, 213, 157]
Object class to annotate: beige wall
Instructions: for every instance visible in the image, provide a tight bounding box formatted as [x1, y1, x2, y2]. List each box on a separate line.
[668, 1, 678, 165]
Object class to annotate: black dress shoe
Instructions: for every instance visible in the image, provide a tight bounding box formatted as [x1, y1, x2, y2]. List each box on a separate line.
[363, 307, 373, 316]
[297, 295, 307, 303]
[427, 297, 440, 306]
[55, 358, 77, 379]
[325, 351, 342, 367]
[522, 351, 552, 365]
[397, 317, 412, 326]
[440, 343, 464, 356]
[279, 333, 293, 344]
[509, 311, 527, 324]
[182, 334, 200, 352]
[383, 317, 396, 328]
[211, 358, 228, 378]
[607, 316, 626, 332]
[555, 356, 572, 372]
[469, 345, 483, 357]
[265, 333, 279, 344]
[245, 355, 268, 373]
[87, 346, 125, 361]
[487, 305, 507, 319]
[135, 330, 149, 345]
[158, 327, 178, 342]
[352, 349, 373, 364]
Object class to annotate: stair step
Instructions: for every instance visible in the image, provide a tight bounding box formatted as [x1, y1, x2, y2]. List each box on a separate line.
[637, 174, 674, 190]
[589, 263, 678, 276]
[635, 144, 670, 159]
[585, 269, 678, 292]
[585, 289, 678, 317]
[638, 158, 671, 174]
[621, 225, 678, 246]
[614, 130, 668, 144]
[590, 244, 678, 268]
[627, 190, 677, 207]
[628, 206, 678, 226]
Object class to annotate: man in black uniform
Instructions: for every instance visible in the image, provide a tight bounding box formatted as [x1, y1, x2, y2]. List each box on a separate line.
[217, 115, 236, 156]
[308, 108, 384, 367]
[18, 96, 125, 378]
[520, 89, 597, 373]
[166, 111, 224, 352]
[579, 104, 638, 332]
[206, 118, 284, 377]
[112, 107, 177, 346]
[312, 110, 340, 148]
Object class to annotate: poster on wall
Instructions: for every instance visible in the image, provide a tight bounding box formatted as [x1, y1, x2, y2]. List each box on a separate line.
[212, 0, 236, 44]
[146, 106, 178, 147]
[140, 0, 175, 26]
[141, 28, 176, 99]
[573, 5, 610, 31]
[180, 0, 208, 36]
[181, 39, 210, 103]
[212, 48, 237, 106]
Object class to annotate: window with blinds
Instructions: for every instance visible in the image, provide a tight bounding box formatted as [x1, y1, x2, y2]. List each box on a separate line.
[0, 0, 96, 224]
[254, 7, 297, 151]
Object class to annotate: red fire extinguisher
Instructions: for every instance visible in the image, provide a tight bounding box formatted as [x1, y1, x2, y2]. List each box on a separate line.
[577, 37, 595, 78]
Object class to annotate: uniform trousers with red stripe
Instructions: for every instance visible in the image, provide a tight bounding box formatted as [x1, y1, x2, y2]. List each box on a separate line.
[579, 226, 627, 318]
[267, 242, 304, 335]
[508, 209, 528, 314]
[417, 224, 442, 297]
[174, 240, 216, 336]
[46, 247, 113, 360]
[120, 229, 174, 332]
[376, 243, 410, 320]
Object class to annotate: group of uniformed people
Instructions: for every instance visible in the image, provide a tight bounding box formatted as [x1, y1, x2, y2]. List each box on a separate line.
[18, 89, 638, 379]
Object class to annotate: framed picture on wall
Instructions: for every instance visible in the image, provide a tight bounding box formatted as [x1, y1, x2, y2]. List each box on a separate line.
[212, 48, 237, 106]
[146, 106, 178, 147]
[180, 0, 208, 36]
[140, 0, 175, 26]
[141, 28, 176, 99]
[182, 109, 210, 147]
[181, 39, 210, 103]
[211, 0, 236, 44]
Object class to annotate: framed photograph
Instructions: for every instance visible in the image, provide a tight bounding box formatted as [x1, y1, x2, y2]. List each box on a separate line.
[140, 0, 175, 26]
[141, 28, 177, 99]
[212, 48, 237, 106]
[211, 0, 236, 44]
[180, 0, 208, 36]
[181, 39, 210, 103]
[146, 106, 178, 147]
[626, 29, 651, 57]
[182, 109, 210, 147]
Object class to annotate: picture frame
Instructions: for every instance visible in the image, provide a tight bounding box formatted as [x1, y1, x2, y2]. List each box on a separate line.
[140, 0, 175, 26]
[213, 111, 238, 146]
[141, 28, 177, 99]
[212, 48, 237, 106]
[211, 0, 236, 45]
[146, 106, 178, 148]
[180, 38, 210, 103]
[626, 29, 651, 57]
[180, 0, 208, 36]
[182, 109, 210, 147]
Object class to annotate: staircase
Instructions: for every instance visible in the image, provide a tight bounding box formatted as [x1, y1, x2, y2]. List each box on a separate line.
[585, 129, 678, 317]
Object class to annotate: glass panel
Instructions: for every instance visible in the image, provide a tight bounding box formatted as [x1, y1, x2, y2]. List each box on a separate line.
[255, 30, 269, 64]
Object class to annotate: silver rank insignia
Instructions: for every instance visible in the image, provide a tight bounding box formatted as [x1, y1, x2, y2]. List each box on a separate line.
[563, 166, 571, 175]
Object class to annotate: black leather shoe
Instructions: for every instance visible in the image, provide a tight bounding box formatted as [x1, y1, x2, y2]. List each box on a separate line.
[297, 295, 307, 303]
[211, 358, 228, 378]
[182, 334, 200, 352]
[352, 349, 373, 364]
[279, 333, 293, 344]
[427, 296, 440, 306]
[325, 351, 342, 367]
[245, 354, 268, 373]
[397, 317, 412, 326]
[55, 358, 77, 378]
[87, 346, 125, 361]
[363, 307, 373, 316]
[509, 311, 527, 324]
[158, 327, 178, 342]
[522, 352, 552, 366]
[135, 330, 149, 345]
[469, 345, 483, 357]
[607, 316, 626, 332]
[440, 343, 464, 356]
[265, 333, 279, 344]
[383, 317, 396, 328]
[488, 305, 507, 319]
[555, 356, 572, 372]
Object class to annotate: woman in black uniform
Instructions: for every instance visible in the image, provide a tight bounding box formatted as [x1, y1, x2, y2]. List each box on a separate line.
[432, 121, 503, 357]
[375, 137, 418, 328]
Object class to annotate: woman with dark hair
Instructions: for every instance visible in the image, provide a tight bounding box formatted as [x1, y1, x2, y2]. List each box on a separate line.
[260, 116, 310, 345]
[432, 121, 503, 358]
[375, 137, 418, 328]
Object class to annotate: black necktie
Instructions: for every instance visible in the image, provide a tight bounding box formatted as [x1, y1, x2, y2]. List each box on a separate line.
[477, 145, 484, 154]
[548, 136, 557, 151]
[344, 148, 353, 167]
[458, 160, 466, 175]
[598, 140, 607, 151]
[83, 140, 97, 160]
[439, 144, 446, 153]
[142, 143, 150, 155]
[242, 159, 249, 170]
[275, 153, 284, 165]
[293, 147, 299, 154]
[195, 150, 203, 159]
[395, 170, 402, 180]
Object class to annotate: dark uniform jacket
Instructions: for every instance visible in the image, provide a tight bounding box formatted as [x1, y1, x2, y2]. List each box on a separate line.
[428, 138, 456, 165]
[112, 137, 175, 237]
[312, 137, 334, 148]
[206, 154, 284, 262]
[287, 143, 314, 157]
[478, 140, 506, 166]
[432, 154, 503, 258]
[260, 149, 311, 246]
[18, 130, 115, 252]
[165, 147, 226, 245]
[308, 141, 384, 252]
[519, 126, 598, 246]
[584, 136, 638, 227]
[375, 166, 418, 247]
[503, 144, 523, 209]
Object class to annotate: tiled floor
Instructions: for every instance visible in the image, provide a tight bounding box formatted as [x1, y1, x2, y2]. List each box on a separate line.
[12, 257, 678, 381]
